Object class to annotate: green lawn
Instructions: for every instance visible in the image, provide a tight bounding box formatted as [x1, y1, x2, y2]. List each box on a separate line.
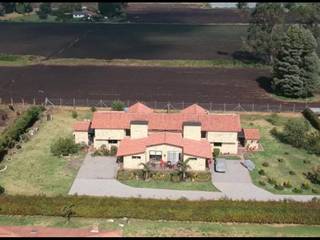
[0, 108, 91, 196]
[241, 113, 320, 195]
[120, 179, 218, 192]
[0, 215, 319, 237]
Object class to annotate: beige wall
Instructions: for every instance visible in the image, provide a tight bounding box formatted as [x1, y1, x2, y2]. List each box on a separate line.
[123, 153, 146, 169]
[94, 129, 125, 149]
[183, 154, 206, 171]
[146, 144, 182, 162]
[207, 131, 238, 154]
[130, 123, 148, 139]
[245, 140, 259, 150]
[183, 125, 201, 140]
[74, 131, 88, 145]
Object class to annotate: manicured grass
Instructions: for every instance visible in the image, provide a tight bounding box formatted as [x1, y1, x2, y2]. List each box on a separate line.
[120, 179, 218, 192]
[241, 113, 320, 195]
[0, 108, 91, 196]
[0, 215, 319, 237]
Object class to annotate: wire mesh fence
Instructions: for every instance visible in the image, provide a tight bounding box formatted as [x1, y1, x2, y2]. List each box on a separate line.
[0, 96, 312, 113]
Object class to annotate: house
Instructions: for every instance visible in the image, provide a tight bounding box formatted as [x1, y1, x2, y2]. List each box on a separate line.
[242, 128, 260, 151]
[73, 102, 242, 171]
[73, 120, 91, 145]
[72, 9, 96, 20]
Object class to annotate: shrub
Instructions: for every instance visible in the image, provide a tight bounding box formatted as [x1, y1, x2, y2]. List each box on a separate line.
[187, 171, 211, 182]
[280, 118, 310, 148]
[283, 181, 292, 188]
[305, 166, 320, 185]
[289, 170, 296, 175]
[267, 177, 277, 185]
[111, 100, 125, 111]
[92, 145, 117, 156]
[110, 146, 118, 156]
[284, 152, 289, 155]
[292, 187, 303, 193]
[274, 184, 284, 190]
[262, 162, 269, 167]
[90, 106, 97, 112]
[266, 113, 281, 126]
[0, 185, 5, 195]
[303, 160, 311, 164]
[50, 137, 80, 156]
[258, 169, 265, 175]
[117, 169, 140, 181]
[278, 158, 284, 163]
[270, 127, 278, 137]
[259, 180, 266, 186]
[312, 188, 319, 194]
[71, 110, 78, 119]
[301, 182, 311, 190]
[213, 148, 220, 158]
[302, 108, 320, 131]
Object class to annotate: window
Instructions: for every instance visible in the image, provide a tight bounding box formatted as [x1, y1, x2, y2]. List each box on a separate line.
[108, 140, 118, 144]
[188, 157, 197, 161]
[149, 150, 162, 161]
[167, 151, 180, 164]
[132, 155, 141, 159]
[214, 142, 222, 147]
[201, 131, 207, 138]
[125, 129, 131, 136]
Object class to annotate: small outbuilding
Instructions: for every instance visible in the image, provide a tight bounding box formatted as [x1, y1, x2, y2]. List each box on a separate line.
[73, 120, 91, 145]
[242, 128, 260, 151]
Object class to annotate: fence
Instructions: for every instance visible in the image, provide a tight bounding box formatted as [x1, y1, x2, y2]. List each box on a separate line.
[0, 96, 313, 113]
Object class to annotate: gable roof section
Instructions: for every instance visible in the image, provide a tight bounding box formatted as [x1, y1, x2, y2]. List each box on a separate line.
[117, 132, 212, 159]
[91, 111, 241, 132]
[73, 121, 91, 132]
[181, 104, 207, 115]
[127, 102, 153, 114]
[243, 128, 260, 140]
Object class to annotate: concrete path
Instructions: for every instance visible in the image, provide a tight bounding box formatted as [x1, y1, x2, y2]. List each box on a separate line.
[69, 155, 319, 202]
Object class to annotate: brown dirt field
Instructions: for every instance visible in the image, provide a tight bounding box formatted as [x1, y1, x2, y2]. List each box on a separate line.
[0, 65, 318, 109]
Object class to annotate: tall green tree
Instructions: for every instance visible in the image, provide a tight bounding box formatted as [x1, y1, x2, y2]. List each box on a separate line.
[237, 2, 248, 10]
[0, 4, 5, 16]
[37, 2, 51, 19]
[15, 2, 33, 14]
[272, 25, 320, 98]
[98, 2, 125, 18]
[53, 3, 81, 22]
[245, 3, 285, 64]
[1, 2, 15, 13]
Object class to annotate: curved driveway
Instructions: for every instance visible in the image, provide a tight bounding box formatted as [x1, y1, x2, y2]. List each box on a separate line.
[69, 155, 319, 202]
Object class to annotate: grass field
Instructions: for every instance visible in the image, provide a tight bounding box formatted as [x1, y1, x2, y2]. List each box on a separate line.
[120, 179, 218, 192]
[0, 215, 319, 237]
[0, 107, 92, 196]
[241, 113, 320, 195]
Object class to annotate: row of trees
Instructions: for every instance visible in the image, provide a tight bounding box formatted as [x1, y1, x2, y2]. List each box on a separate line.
[244, 3, 320, 98]
[0, 2, 33, 16]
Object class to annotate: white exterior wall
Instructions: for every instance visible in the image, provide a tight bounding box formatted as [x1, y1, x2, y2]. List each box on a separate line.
[130, 123, 148, 139]
[183, 154, 206, 171]
[183, 125, 201, 140]
[73, 131, 88, 145]
[207, 131, 238, 154]
[94, 128, 125, 149]
[123, 153, 146, 169]
[146, 144, 182, 162]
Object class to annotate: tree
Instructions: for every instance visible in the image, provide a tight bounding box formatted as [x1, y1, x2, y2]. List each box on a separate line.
[15, 2, 33, 14]
[0, 4, 5, 16]
[139, 162, 152, 181]
[98, 2, 125, 18]
[111, 100, 125, 111]
[280, 118, 310, 148]
[272, 25, 320, 98]
[245, 3, 285, 64]
[237, 2, 248, 10]
[37, 2, 52, 20]
[176, 158, 191, 181]
[53, 3, 81, 22]
[50, 136, 80, 156]
[2, 2, 15, 13]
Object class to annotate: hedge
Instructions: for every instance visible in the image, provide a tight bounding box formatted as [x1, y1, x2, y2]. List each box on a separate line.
[0, 106, 44, 160]
[302, 108, 320, 131]
[0, 195, 319, 225]
[117, 169, 211, 182]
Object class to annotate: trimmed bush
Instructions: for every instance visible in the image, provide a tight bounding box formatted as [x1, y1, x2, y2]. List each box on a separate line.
[0, 185, 4, 195]
[292, 187, 303, 193]
[111, 100, 125, 111]
[213, 148, 220, 158]
[187, 171, 211, 182]
[90, 106, 96, 112]
[259, 180, 266, 186]
[0, 195, 319, 225]
[289, 170, 296, 175]
[274, 184, 284, 190]
[262, 162, 269, 167]
[110, 146, 118, 156]
[71, 111, 78, 119]
[301, 182, 311, 190]
[92, 145, 117, 156]
[267, 177, 277, 185]
[258, 169, 265, 175]
[283, 181, 292, 188]
[302, 108, 320, 131]
[50, 137, 80, 156]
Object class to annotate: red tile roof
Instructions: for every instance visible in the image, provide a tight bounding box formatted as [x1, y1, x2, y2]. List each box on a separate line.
[180, 104, 207, 114]
[73, 121, 91, 132]
[92, 111, 240, 132]
[243, 128, 260, 140]
[0, 226, 122, 237]
[117, 132, 212, 159]
[127, 102, 153, 113]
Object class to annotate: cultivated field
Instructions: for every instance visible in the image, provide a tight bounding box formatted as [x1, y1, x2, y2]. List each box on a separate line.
[0, 65, 274, 104]
[0, 22, 248, 60]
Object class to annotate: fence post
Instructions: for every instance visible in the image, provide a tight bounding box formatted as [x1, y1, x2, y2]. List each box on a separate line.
[154, 101, 157, 109]
[182, 101, 184, 109]
[10, 97, 13, 106]
[86, 98, 89, 107]
[60, 98, 62, 107]
[293, 104, 295, 112]
[252, 103, 254, 112]
[33, 98, 36, 105]
[279, 104, 282, 112]
[100, 99, 103, 108]
[21, 98, 24, 106]
[209, 102, 212, 111]
[73, 98, 75, 108]
[267, 104, 269, 112]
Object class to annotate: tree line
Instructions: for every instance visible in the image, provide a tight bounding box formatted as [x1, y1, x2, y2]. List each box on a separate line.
[242, 3, 320, 98]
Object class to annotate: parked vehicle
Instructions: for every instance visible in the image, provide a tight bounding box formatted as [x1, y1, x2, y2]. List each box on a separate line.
[214, 158, 226, 173]
[242, 159, 255, 171]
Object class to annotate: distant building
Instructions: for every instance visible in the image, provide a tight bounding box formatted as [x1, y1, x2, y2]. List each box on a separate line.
[209, 2, 256, 9]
